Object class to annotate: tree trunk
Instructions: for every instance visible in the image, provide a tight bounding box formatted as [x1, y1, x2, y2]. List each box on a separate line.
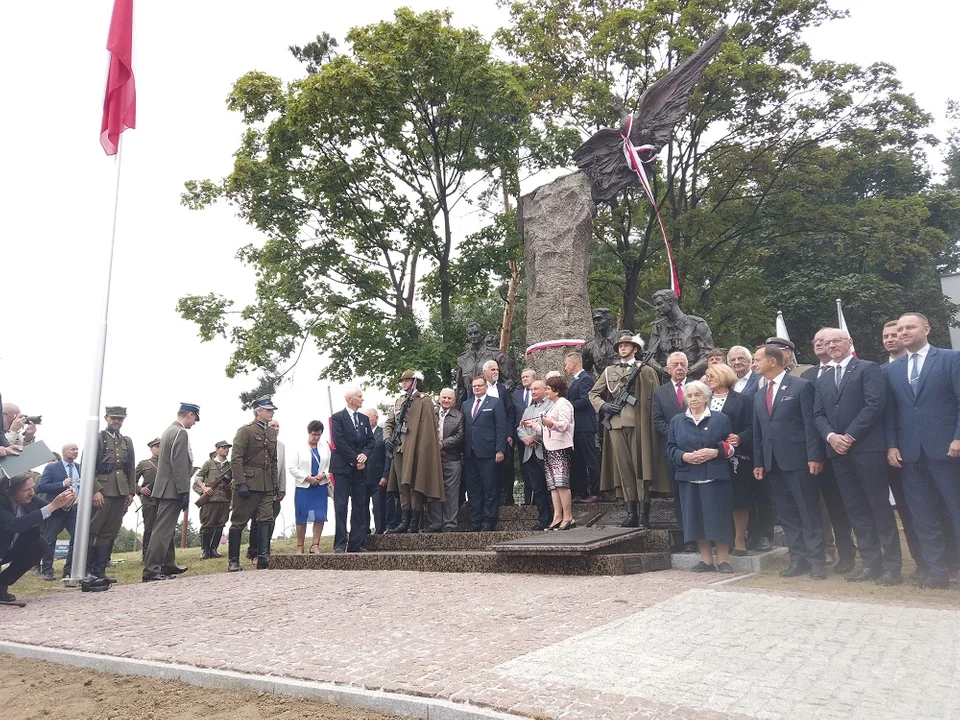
[499, 178, 516, 352]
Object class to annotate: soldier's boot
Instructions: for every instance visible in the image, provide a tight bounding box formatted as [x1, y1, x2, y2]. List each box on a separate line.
[246, 519, 260, 561]
[619, 501, 640, 528]
[255, 522, 272, 570]
[209, 528, 224, 558]
[386, 510, 410, 534]
[199, 531, 211, 560]
[406, 510, 421, 534]
[92, 545, 118, 584]
[638, 501, 651, 530]
[227, 529, 243, 572]
[140, 532, 152, 564]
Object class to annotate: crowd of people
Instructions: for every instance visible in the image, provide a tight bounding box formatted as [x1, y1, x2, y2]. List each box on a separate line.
[2, 310, 959, 604]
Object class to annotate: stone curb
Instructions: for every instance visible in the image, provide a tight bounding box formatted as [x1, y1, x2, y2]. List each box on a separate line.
[669, 546, 789, 573]
[0, 641, 528, 720]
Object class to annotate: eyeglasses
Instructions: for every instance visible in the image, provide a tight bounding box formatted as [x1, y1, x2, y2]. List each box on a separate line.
[825, 338, 850, 345]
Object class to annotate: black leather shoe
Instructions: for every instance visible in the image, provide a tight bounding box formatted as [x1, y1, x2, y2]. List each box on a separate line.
[141, 573, 167, 582]
[779, 561, 810, 578]
[919, 573, 950, 589]
[162, 565, 188, 575]
[875, 571, 903, 586]
[845, 566, 882, 582]
[349, 547, 370, 553]
[809, 564, 827, 580]
[691, 561, 716, 573]
[717, 561, 734, 574]
[833, 558, 856, 575]
[754, 537, 774, 552]
[42, 569, 55, 582]
[529, 524, 546, 531]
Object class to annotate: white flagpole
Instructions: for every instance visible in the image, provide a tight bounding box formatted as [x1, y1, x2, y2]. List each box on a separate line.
[68, 138, 124, 584]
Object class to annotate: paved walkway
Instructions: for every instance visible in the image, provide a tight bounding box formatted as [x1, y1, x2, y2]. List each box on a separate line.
[4, 569, 959, 719]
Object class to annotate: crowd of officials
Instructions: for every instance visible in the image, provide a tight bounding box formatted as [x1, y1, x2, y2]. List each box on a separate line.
[2, 310, 959, 603]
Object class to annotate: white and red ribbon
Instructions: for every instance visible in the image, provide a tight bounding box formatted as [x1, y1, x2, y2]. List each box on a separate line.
[525, 339, 585, 356]
[621, 115, 681, 298]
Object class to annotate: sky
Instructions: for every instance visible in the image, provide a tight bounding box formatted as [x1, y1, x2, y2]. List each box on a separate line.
[0, 0, 955, 534]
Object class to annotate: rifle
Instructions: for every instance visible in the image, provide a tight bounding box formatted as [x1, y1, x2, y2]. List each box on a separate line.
[385, 390, 416, 460]
[600, 351, 655, 431]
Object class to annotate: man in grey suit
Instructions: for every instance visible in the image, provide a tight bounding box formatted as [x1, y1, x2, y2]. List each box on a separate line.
[753, 345, 826, 579]
[517, 380, 553, 530]
[429, 388, 465, 532]
[814, 328, 901, 585]
[143, 403, 199, 582]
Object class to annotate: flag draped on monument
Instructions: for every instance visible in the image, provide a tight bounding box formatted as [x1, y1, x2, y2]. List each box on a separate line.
[100, 0, 136, 155]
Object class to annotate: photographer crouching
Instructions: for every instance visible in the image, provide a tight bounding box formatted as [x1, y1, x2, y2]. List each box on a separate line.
[0, 474, 75, 606]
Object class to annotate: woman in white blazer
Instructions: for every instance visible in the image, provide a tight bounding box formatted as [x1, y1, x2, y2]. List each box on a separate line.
[288, 420, 331, 554]
[537, 375, 576, 531]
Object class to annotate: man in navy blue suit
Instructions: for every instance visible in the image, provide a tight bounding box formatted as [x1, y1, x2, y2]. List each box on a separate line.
[753, 344, 827, 579]
[462, 376, 507, 531]
[564, 352, 600, 502]
[512, 368, 538, 504]
[885, 312, 960, 589]
[482, 360, 516, 506]
[329, 386, 376, 553]
[814, 328, 901, 585]
[36, 443, 81, 580]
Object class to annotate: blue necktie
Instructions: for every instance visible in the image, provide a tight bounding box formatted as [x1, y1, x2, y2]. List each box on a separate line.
[909, 353, 920, 394]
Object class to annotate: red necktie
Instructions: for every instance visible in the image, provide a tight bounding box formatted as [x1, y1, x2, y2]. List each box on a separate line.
[472, 399, 481, 420]
[765, 380, 775, 415]
[676, 383, 684, 408]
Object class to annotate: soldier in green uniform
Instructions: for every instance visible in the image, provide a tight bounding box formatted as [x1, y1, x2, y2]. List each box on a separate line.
[194, 440, 232, 560]
[87, 406, 136, 582]
[227, 397, 279, 572]
[135, 438, 160, 562]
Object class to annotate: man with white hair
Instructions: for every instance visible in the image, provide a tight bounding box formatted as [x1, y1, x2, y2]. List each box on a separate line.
[329, 387, 375, 552]
[483, 360, 517, 505]
[430, 388, 464, 532]
[728, 346, 760, 397]
[653, 351, 692, 544]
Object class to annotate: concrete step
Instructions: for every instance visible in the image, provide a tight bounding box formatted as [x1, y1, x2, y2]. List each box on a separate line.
[270, 549, 672, 576]
[456, 497, 679, 531]
[364, 527, 671, 554]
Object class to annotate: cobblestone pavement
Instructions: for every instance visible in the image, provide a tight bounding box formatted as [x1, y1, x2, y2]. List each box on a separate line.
[4, 569, 958, 719]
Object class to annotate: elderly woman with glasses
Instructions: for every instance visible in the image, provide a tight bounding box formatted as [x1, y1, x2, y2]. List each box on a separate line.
[667, 380, 737, 573]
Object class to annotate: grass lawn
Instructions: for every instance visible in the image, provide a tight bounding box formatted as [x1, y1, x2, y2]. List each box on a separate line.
[8, 536, 336, 600]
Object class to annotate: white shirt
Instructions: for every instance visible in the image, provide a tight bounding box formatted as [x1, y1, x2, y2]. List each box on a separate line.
[907, 344, 930, 380]
[767, 371, 787, 401]
[472, 395, 486, 417]
[831, 354, 853, 380]
[733, 370, 753, 394]
[486, 383, 500, 398]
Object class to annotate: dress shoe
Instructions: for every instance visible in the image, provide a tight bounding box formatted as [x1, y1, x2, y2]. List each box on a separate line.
[333, 548, 346, 554]
[682, 541, 698, 553]
[845, 566, 882, 582]
[162, 565, 188, 576]
[558, 519, 577, 531]
[779, 561, 810, 578]
[529, 524, 546, 531]
[833, 558, 856, 575]
[691, 561, 716, 573]
[875, 571, 903, 586]
[582, 495, 600, 503]
[349, 547, 370, 553]
[42, 569, 55, 582]
[141, 573, 167, 582]
[717, 561, 734, 574]
[919, 573, 950, 589]
[754, 537, 773, 552]
[809, 564, 827, 580]
[572, 495, 587, 503]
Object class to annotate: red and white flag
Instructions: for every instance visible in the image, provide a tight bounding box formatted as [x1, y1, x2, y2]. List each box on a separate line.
[100, 0, 136, 155]
[837, 299, 857, 356]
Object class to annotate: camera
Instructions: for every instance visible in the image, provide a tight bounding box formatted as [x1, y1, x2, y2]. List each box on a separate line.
[23, 415, 42, 425]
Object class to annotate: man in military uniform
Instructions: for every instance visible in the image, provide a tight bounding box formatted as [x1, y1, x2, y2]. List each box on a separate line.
[227, 397, 279, 571]
[647, 290, 714, 378]
[194, 440, 232, 560]
[385, 370, 444, 533]
[589, 333, 667, 527]
[135, 438, 160, 562]
[247, 419, 286, 563]
[143, 403, 198, 581]
[455, 322, 502, 406]
[87, 406, 136, 582]
[581, 308, 620, 376]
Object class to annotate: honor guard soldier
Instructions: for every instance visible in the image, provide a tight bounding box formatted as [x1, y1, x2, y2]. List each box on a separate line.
[194, 441, 232, 560]
[87, 406, 136, 583]
[384, 370, 444, 534]
[135, 438, 161, 562]
[227, 397, 279, 571]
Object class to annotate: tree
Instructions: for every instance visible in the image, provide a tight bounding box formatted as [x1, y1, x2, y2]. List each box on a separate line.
[179, 10, 530, 392]
[498, 0, 952, 347]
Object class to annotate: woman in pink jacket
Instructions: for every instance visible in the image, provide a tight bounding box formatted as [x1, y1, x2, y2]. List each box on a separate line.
[540, 375, 576, 530]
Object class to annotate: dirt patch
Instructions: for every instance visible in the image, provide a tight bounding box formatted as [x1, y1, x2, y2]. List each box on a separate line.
[1, 656, 403, 720]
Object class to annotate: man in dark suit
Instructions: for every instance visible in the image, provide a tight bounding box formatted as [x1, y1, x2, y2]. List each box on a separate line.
[800, 329, 857, 573]
[886, 312, 960, 589]
[653, 351, 689, 543]
[36, 443, 81, 580]
[482, 360, 516, 506]
[431, 388, 465, 532]
[362, 408, 387, 535]
[753, 344, 827, 579]
[814, 328, 902, 585]
[512, 368, 537, 504]
[462, 376, 508, 531]
[0, 474, 75, 604]
[564, 352, 600, 502]
[330, 387, 376, 552]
